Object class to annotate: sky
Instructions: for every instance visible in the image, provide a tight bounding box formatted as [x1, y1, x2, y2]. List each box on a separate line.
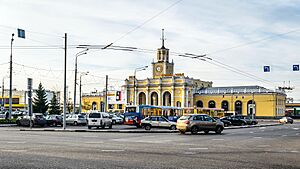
[0, 0, 299, 102]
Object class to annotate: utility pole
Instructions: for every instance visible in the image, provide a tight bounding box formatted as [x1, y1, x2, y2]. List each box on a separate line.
[9, 33, 14, 119]
[63, 33, 67, 130]
[105, 75, 108, 112]
[2, 78, 4, 109]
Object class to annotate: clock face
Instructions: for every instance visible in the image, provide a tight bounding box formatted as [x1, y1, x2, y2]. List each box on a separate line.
[156, 65, 162, 72]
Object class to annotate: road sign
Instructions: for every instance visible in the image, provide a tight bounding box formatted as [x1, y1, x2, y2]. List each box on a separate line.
[17, 28, 25, 39]
[263, 66, 270, 72]
[293, 65, 299, 71]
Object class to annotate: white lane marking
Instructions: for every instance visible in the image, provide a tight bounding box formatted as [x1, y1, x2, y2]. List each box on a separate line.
[188, 147, 208, 150]
[184, 152, 196, 155]
[85, 141, 104, 144]
[282, 135, 287, 137]
[7, 142, 26, 144]
[291, 151, 299, 153]
[253, 137, 262, 139]
[212, 139, 224, 141]
[257, 145, 271, 148]
[101, 149, 124, 152]
[293, 128, 299, 130]
[83, 136, 98, 138]
[1, 149, 27, 153]
[259, 127, 266, 129]
[249, 132, 254, 134]
[296, 133, 299, 136]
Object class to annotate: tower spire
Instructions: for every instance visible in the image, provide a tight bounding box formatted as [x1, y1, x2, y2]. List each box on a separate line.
[161, 29, 166, 48]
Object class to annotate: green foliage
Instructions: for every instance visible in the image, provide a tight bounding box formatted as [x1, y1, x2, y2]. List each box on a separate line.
[49, 92, 61, 115]
[33, 83, 49, 115]
[0, 118, 16, 124]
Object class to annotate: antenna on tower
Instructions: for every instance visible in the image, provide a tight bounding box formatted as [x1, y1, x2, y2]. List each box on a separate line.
[161, 29, 166, 48]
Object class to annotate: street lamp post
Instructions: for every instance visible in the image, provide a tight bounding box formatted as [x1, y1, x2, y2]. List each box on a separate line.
[73, 49, 88, 114]
[133, 66, 148, 105]
[79, 72, 89, 113]
[9, 33, 14, 118]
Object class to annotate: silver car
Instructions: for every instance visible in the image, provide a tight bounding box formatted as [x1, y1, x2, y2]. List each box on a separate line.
[66, 114, 87, 126]
[141, 116, 177, 130]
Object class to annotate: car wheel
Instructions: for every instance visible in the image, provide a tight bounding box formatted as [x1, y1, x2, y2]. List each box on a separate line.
[224, 123, 228, 127]
[290, 121, 293, 124]
[204, 130, 209, 134]
[170, 125, 176, 130]
[241, 122, 246, 126]
[215, 126, 223, 134]
[74, 121, 78, 126]
[88, 126, 91, 129]
[179, 130, 185, 134]
[112, 120, 116, 125]
[53, 122, 57, 127]
[251, 122, 256, 125]
[191, 126, 198, 135]
[145, 125, 151, 130]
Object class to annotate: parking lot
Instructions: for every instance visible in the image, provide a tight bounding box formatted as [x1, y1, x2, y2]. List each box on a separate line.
[0, 122, 299, 169]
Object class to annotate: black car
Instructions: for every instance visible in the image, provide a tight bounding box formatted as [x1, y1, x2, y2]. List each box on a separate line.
[214, 117, 232, 127]
[232, 115, 258, 125]
[221, 116, 247, 126]
[46, 115, 63, 127]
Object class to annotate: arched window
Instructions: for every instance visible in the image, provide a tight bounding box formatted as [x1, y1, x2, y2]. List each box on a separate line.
[176, 101, 181, 107]
[221, 100, 229, 111]
[235, 101, 243, 115]
[208, 100, 216, 108]
[196, 100, 203, 108]
[150, 92, 158, 106]
[100, 102, 104, 112]
[138, 92, 146, 105]
[163, 91, 171, 106]
[247, 100, 256, 116]
[92, 102, 97, 110]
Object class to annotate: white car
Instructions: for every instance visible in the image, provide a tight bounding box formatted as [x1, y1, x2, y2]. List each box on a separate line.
[141, 116, 177, 130]
[87, 112, 112, 129]
[112, 115, 123, 124]
[279, 117, 293, 124]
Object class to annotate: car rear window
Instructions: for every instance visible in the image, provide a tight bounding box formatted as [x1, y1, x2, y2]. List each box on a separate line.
[89, 113, 100, 118]
[179, 116, 190, 120]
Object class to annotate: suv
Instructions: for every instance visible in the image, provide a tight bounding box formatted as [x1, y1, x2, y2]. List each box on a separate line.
[141, 116, 177, 130]
[176, 114, 224, 135]
[87, 112, 112, 129]
[66, 114, 87, 126]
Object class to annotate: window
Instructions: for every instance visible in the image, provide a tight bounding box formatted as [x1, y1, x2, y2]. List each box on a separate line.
[208, 100, 216, 108]
[158, 117, 167, 122]
[118, 104, 122, 109]
[193, 115, 203, 121]
[203, 116, 214, 122]
[108, 104, 114, 109]
[150, 117, 158, 121]
[89, 113, 100, 118]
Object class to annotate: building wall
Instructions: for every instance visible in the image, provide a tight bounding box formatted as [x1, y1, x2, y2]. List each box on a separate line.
[194, 93, 286, 117]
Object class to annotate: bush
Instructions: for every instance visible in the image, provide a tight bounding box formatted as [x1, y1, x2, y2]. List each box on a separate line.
[0, 118, 17, 124]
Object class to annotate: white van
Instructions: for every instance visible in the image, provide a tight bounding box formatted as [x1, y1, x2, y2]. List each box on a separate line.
[87, 112, 112, 129]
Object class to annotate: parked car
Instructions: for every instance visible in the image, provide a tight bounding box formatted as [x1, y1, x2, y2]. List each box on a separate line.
[111, 114, 123, 124]
[87, 112, 112, 129]
[46, 115, 63, 127]
[214, 117, 232, 127]
[66, 114, 87, 126]
[221, 116, 247, 126]
[279, 116, 293, 124]
[141, 116, 177, 130]
[177, 114, 224, 134]
[16, 113, 47, 127]
[232, 115, 258, 125]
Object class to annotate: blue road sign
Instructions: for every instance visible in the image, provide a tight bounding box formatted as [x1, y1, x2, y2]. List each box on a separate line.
[293, 65, 299, 71]
[263, 66, 270, 72]
[17, 28, 25, 38]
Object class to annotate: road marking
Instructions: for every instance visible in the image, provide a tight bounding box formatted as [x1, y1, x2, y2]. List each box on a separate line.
[291, 151, 299, 153]
[253, 137, 262, 139]
[212, 139, 224, 141]
[249, 132, 254, 134]
[101, 149, 124, 152]
[296, 133, 299, 136]
[259, 127, 266, 129]
[83, 136, 98, 138]
[257, 145, 271, 148]
[85, 141, 104, 144]
[6, 141, 26, 144]
[184, 152, 196, 155]
[281, 135, 287, 137]
[1, 149, 27, 153]
[293, 128, 299, 130]
[188, 147, 208, 150]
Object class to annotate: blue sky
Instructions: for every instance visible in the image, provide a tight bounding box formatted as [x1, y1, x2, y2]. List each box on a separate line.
[0, 0, 299, 101]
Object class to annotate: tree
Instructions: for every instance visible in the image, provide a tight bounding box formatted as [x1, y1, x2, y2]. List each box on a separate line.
[33, 83, 49, 115]
[49, 92, 61, 115]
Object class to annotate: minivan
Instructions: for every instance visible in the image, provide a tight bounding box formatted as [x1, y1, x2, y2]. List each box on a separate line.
[87, 112, 112, 129]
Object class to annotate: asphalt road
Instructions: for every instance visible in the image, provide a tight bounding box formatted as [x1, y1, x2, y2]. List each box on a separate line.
[0, 123, 299, 169]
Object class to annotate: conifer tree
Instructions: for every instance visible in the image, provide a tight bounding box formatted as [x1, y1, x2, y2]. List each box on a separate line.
[49, 92, 61, 115]
[33, 83, 49, 114]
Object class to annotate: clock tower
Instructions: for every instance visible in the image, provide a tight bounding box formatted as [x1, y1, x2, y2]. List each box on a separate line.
[152, 29, 174, 78]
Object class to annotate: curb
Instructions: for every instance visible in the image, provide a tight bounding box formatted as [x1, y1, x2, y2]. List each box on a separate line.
[18, 123, 283, 133]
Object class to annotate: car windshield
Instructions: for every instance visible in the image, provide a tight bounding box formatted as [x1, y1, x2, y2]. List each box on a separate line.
[179, 116, 190, 120]
[89, 113, 100, 118]
[78, 115, 85, 119]
[35, 115, 44, 119]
